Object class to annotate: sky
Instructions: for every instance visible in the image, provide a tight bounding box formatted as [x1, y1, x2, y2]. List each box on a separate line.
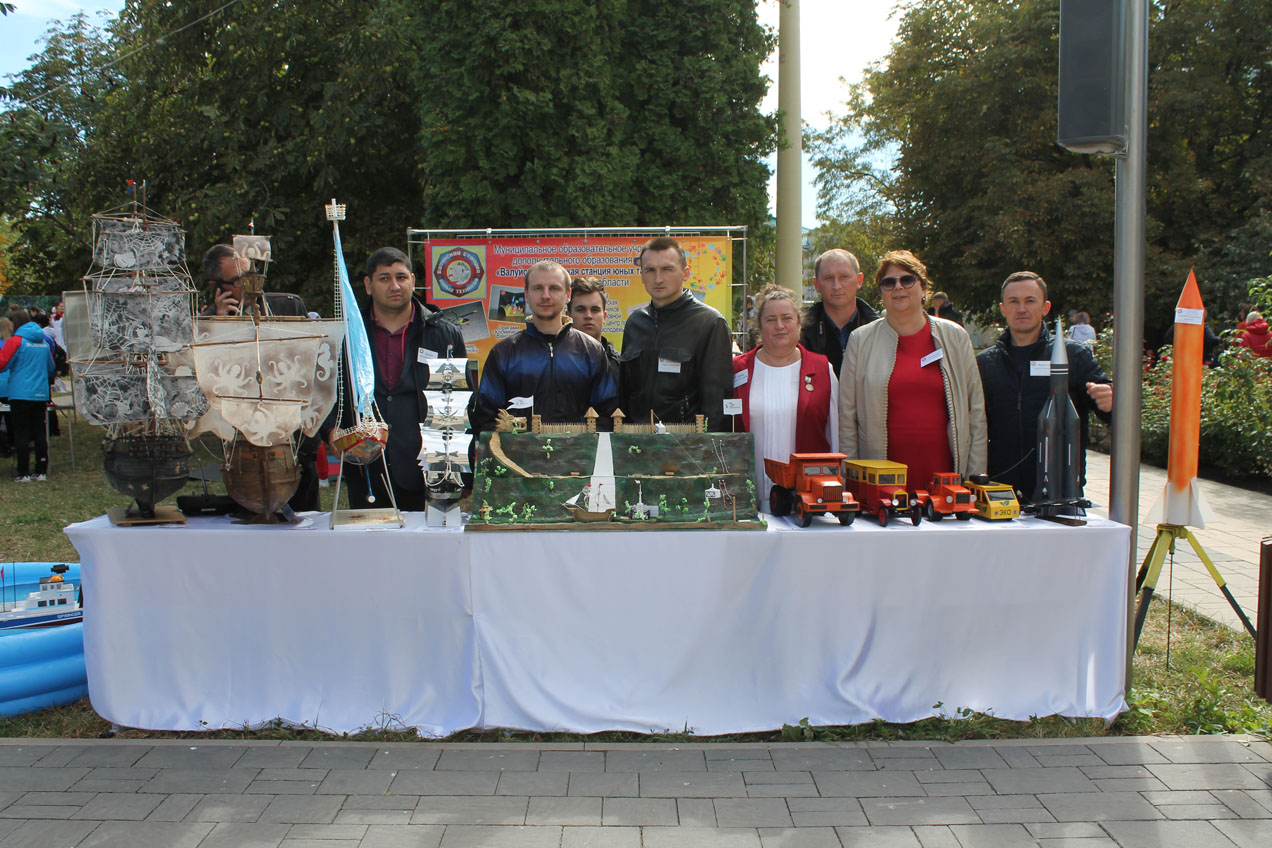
[2, 0, 904, 229]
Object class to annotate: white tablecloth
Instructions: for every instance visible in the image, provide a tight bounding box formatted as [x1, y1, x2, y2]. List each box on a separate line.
[66, 513, 1129, 736]
[65, 513, 478, 737]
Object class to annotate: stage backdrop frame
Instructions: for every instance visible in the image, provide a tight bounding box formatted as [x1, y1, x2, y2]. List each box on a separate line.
[406, 226, 748, 375]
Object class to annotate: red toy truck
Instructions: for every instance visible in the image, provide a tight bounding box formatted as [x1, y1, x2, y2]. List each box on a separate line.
[911, 472, 976, 521]
[764, 452, 859, 527]
[841, 459, 922, 527]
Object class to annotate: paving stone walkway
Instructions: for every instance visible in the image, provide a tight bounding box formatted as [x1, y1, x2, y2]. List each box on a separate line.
[1, 736, 1270, 847]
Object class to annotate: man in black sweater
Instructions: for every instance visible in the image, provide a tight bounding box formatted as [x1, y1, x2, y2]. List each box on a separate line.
[977, 271, 1113, 500]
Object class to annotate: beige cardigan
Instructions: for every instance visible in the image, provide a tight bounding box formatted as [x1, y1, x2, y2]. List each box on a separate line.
[837, 315, 987, 478]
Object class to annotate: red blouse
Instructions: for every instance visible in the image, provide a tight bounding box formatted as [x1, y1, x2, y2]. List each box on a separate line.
[886, 322, 953, 489]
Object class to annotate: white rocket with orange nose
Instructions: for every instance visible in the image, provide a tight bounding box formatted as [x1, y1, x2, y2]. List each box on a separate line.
[1146, 270, 1213, 528]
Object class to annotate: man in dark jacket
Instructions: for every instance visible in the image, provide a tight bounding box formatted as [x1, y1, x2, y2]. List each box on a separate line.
[977, 271, 1113, 500]
[472, 261, 617, 435]
[620, 237, 732, 430]
[799, 248, 878, 377]
[328, 247, 466, 510]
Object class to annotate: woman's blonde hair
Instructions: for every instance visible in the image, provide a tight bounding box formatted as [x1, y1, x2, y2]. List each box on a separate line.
[754, 284, 803, 326]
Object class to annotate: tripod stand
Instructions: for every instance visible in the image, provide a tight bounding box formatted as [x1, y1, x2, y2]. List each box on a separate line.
[1132, 523, 1256, 649]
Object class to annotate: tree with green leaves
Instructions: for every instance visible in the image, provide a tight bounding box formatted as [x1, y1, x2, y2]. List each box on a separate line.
[810, 0, 1272, 337]
[4, 1, 774, 310]
[0, 12, 119, 293]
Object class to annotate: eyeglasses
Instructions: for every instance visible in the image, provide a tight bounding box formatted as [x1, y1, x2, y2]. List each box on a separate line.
[879, 274, 919, 291]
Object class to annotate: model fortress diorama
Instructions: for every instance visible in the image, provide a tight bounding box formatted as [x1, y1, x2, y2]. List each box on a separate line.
[64, 203, 210, 524]
[468, 411, 762, 530]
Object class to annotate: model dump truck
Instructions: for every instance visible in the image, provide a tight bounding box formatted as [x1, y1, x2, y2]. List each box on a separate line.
[912, 472, 976, 521]
[841, 459, 921, 527]
[964, 474, 1022, 520]
[764, 452, 859, 527]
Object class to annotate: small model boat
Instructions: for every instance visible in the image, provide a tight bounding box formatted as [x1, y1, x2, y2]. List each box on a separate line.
[562, 483, 615, 522]
[0, 565, 83, 630]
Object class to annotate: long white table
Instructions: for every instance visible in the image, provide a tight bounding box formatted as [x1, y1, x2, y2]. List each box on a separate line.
[66, 513, 1130, 736]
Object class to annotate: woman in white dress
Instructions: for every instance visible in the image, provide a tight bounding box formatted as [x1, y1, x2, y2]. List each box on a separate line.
[732, 285, 839, 511]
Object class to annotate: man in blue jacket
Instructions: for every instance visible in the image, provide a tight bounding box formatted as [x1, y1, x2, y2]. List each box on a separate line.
[0, 311, 57, 482]
[471, 260, 618, 435]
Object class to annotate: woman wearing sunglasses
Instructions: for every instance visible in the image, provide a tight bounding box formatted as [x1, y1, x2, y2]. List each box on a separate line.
[838, 250, 986, 487]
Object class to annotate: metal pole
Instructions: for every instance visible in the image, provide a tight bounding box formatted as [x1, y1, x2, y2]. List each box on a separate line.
[1111, 0, 1148, 685]
[775, 0, 802, 292]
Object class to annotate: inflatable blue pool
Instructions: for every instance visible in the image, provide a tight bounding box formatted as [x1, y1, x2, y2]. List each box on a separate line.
[0, 563, 88, 718]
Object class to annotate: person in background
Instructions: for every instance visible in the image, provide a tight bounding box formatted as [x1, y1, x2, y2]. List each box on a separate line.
[1067, 311, 1097, 344]
[733, 285, 838, 508]
[0, 316, 13, 458]
[929, 291, 963, 326]
[839, 250, 986, 484]
[0, 309, 57, 482]
[568, 275, 619, 376]
[1237, 311, 1272, 358]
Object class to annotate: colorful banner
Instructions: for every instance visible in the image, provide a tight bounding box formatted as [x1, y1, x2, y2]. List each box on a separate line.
[420, 235, 733, 373]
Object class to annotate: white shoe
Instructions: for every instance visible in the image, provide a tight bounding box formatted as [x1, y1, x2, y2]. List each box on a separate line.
[34, 474, 47, 482]
[15, 476, 31, 483]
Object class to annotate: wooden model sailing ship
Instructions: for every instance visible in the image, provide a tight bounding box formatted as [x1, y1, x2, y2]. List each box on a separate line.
[63, 203, 208, 524]
[186, 232, 343, 522]
[324, 199, 401, 528]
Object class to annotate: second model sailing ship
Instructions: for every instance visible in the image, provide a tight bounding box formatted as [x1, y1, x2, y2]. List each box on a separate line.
[186, 229, 343, 522]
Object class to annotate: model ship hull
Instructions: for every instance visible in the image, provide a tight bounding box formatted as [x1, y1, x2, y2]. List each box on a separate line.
[102, 435, 193, 518]
[560, 505, 616, 523]
[223, 442, 300, 521]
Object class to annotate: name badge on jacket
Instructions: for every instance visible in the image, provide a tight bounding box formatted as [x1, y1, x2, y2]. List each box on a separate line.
[658, 358, 681, 374]
[920, 349, 944, 368]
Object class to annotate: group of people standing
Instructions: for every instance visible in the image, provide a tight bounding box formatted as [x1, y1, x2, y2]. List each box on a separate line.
[737, 249, 1113, 509]
[221, 234, 1111, 516]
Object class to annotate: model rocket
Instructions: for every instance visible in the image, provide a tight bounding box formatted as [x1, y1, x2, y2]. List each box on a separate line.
[1146, 270, 1213, 528]
[1032, 318, 1082, 506]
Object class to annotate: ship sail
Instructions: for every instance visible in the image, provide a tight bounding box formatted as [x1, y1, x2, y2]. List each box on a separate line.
[187, 320, 343, 447]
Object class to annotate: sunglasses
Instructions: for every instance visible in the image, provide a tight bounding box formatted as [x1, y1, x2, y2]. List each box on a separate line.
[880, 274, 919, 291]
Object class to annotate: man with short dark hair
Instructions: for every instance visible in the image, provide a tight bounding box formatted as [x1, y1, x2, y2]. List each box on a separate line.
[619, 237, 732, 430]
[471, 260, 617, 435]
[200, 244, 306, 317]
[327, 246, 466, 510]
[976, 271, 1113, 500]
[568, 275, 619, 374]
[800, 248, 877, 377]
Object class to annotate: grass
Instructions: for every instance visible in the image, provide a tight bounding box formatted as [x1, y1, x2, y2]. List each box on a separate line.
[3, 413, 1270, 742]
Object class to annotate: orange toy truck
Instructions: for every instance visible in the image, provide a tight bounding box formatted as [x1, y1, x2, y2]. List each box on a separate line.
[911, 472, 976, 521]
[764, 452, 860, 527]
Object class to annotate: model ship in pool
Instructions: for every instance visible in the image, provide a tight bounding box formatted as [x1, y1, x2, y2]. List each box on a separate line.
[186, 233, 343, 522]
[469, 411, 762, 530]
[63, 201, 209, 524]
[0, 565, 82, 630]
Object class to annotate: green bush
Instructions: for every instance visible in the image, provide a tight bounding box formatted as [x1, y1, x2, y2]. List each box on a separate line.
[1091, 311, 1272, 480]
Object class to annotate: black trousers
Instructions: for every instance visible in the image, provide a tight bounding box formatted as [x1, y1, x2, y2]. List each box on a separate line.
[10, 399, 48, 477]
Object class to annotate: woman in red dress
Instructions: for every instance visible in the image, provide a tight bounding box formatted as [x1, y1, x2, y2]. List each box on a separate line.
[837, 250, 986, 485]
